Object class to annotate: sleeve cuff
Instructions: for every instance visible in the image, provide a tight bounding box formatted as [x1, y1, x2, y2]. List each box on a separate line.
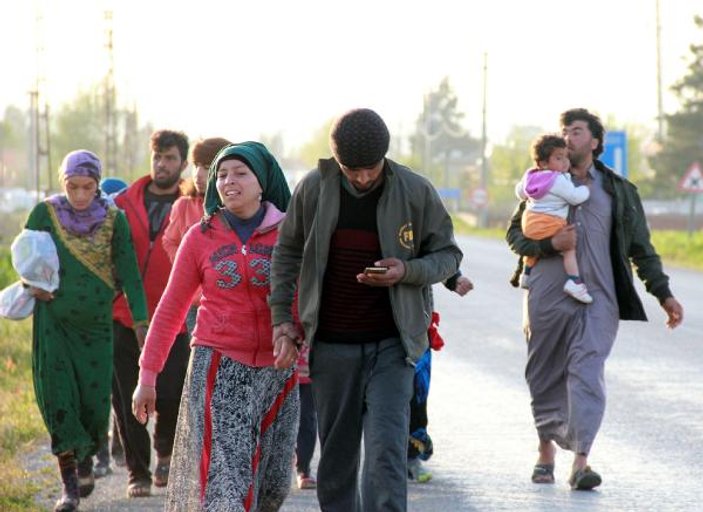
[538, 238, 558, 257]
[444, 273, 459, 291]
[654, 285, 673, 305]
[139, 368, 158, 387]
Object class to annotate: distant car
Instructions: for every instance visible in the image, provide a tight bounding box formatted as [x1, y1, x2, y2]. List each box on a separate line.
[0, 187, 44, 213]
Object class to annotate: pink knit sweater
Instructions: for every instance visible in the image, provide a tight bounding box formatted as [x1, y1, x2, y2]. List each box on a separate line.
[162, 195, 204, 262]
[139, 203, 287, 386]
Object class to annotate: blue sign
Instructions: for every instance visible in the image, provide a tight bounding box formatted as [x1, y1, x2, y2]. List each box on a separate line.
[600, 130, 627, 177]
[437, 187, 461, 200]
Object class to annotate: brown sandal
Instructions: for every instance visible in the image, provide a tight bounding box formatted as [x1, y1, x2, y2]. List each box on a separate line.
[531, 463, 555, 484]
[569, 465, 602, 490]
[126, 480, 151, 498]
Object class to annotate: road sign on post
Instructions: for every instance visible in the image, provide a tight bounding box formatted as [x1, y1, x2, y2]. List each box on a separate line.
[471, 187, 488, 208]
[678, 162, 703, 193]
[600, 130, 628, 177]
[678, 162, 703, 237]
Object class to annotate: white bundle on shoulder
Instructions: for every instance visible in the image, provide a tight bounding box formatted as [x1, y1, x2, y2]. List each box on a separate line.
[11, 229, 60, 292]
[0, 229, 60, 320]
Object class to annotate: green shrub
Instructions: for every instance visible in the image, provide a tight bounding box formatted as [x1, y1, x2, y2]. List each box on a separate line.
[0, 289, 47, 510]
[0, 319, 43, 462]
[0, 247, 16, 289]
[651, 230, 703, 270]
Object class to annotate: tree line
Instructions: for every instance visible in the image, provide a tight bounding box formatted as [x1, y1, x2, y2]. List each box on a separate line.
[2, 16, 702, 218]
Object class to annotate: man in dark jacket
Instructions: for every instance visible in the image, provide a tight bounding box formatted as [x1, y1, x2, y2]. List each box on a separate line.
[111, 130, 191, 498]
[270, 109, 462, 512]
[506, 108, 683, 491]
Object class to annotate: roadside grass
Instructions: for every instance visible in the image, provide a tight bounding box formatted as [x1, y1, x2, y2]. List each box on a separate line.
[452, 215, 703, 270]
[650, 230, 703, 271]
[451, 214, 506, 240]
[0, 247, 50, 511]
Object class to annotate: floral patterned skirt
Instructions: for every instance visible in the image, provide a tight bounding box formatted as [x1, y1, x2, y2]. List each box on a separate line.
[165, 345, 299, 512]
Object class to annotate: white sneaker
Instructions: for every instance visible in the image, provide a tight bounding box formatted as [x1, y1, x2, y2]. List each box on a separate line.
[519, 273, 530, 289]
[407, 458, 432, 483]
[563, 280, 593, 304]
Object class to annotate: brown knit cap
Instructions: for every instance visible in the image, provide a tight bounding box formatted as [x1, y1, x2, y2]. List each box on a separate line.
[329, 108, 390, 168]
[191, 137, 233, 167]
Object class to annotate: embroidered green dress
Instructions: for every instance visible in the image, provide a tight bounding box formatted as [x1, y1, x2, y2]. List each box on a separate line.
[26, 201, 148, 460]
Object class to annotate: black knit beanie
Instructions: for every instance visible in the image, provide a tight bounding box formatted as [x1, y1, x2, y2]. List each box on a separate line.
[329, 108, 390, 168]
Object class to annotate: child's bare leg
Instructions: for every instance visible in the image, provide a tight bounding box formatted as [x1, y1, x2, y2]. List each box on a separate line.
[562, 248, 580, 279]
[562, 249, 593, 303]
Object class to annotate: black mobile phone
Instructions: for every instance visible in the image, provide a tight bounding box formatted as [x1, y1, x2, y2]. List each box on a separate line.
[364, 266, 388, 275]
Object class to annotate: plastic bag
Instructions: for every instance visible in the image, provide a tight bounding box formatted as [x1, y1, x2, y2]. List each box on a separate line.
[11, 229, 60, 292]
[0, 281, 35, 320]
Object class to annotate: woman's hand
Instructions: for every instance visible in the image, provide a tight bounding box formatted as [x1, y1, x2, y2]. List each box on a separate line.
[273, 322, 302, 369]
[132, 384, 156, 425]
[28, 286, 54, 302]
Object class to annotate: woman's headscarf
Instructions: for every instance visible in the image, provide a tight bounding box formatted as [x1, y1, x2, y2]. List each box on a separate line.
[47, 149, 110, 237]
[203, 141, 291, 217]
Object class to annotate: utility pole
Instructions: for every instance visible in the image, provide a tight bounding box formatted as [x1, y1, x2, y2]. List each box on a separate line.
[655, 0, 664, 141]
[479, 52, 489, 228]
[104, 10, 118, 177]
[42, 103, 51, 191]
[28, 89, 39, 196]
[30, 8, 50, 200]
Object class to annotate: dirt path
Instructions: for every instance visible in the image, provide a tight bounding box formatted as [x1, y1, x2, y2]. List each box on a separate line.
[27, 440, 320, 511]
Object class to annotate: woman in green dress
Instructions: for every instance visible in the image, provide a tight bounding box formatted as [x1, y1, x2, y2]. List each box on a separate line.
[24, 150, 148, 512]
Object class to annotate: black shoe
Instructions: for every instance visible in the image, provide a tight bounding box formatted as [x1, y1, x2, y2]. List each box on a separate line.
[94, 459, 113, 478]
[54, 493, 79, 512]
[56, 455, 80, 512]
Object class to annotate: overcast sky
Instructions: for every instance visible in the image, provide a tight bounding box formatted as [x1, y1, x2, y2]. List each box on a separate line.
[1, 0, 702, 153]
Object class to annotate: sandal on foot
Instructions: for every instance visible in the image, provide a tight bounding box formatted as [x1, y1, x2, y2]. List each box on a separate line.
[531, 463, 555, 484]
[296, 473, 317, 490]
[154, 461, 170, 488]
[569, 465, 602, 490]
[127, 480, 151, 498]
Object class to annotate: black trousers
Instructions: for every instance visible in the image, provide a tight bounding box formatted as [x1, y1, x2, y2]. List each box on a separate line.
[111, 321, 190, 484]
[295, 382, 318, 476]
[311, 338, 414, 512]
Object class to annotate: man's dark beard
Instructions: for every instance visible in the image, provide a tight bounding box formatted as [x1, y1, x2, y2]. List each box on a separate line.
[152, 174, 180, 190]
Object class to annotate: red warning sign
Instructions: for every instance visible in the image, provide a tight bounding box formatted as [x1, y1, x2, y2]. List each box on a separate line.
[679, 162, 703, 193]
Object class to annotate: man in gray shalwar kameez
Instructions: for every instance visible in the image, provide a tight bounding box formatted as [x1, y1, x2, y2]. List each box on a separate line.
[507, 108, 684, 491]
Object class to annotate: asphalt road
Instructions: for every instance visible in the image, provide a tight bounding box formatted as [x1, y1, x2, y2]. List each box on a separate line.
[31, 234, 702, 511]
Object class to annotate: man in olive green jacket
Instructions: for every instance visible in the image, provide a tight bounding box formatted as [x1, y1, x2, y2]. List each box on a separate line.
[270, 108, 461, 512]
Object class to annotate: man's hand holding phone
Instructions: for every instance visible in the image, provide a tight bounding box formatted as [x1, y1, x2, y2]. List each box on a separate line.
[357, 258, 405, 287]
[364, 266, 388, 275]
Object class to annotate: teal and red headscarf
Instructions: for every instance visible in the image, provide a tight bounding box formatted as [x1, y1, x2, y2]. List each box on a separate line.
[203, 141, 291, 217]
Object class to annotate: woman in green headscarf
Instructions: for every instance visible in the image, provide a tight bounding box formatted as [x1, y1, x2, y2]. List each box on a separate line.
[132, 141, 300, 511]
